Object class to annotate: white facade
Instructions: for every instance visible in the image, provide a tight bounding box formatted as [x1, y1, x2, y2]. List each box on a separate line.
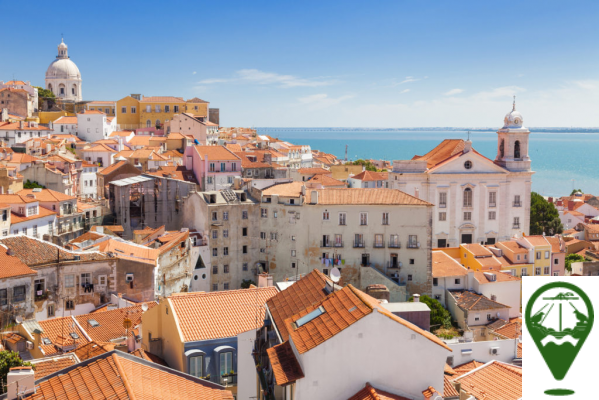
[77, 111, 116, 142]
[237, 328, 258, 400]
[0, 122, 52, 146]
[390, 103, 533, 247]
[53, 117, 78, 135]
[80, 165, 99, 199]
[82, 147, 115, 168]
[447, 338, 519, 366]
[45, 39, 82, 102]
[472, 273, 521, 318]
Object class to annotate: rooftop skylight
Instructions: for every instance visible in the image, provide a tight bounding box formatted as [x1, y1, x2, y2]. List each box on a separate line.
[295, 306, 325, 328]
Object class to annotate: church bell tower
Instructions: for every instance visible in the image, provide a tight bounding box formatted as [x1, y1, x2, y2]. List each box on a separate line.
[495, 98, 531, 172]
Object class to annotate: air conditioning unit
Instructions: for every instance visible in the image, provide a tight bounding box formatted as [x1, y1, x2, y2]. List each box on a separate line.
[26, 341, 34, 350]
[490, 347, 500, 355]
[125, 273, 134, 283]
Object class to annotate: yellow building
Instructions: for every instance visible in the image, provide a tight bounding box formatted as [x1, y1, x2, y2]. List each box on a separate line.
[38, 110, 74, 124]
[140, 96, 186, 129]
[86, 100, 116, 116]
[115, 95, 141, 129]
[185, 97, 209, 117]
[518, 235, 552, 276]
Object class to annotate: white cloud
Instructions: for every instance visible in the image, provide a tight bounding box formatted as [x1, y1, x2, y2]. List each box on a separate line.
[571, 80, 599, 90]
[399, 76, 417, 85]
[444, 88, 464, 96]
[192, 71, 197, 75]
[197, 69, 337, 88]
[400, 89, 410, 94]
[297, 93, 354, 109]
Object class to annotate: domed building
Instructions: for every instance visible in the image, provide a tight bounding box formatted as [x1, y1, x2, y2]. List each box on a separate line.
[45, 39, 82, 102]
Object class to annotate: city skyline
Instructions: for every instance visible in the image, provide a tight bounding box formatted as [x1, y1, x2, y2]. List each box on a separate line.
[2, 0, 598, 127]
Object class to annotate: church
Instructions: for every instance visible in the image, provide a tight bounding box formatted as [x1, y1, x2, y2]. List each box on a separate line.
[389, 101, 533, 247]
[45, 38, 82, 102]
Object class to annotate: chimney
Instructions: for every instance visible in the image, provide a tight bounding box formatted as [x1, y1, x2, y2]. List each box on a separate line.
[1, 108, 7, 122]
[413, 294, 420, 302]
[19, 121, 24, 130]
[6, 367, 35, 400]
[310, 190, 318, 204]
[49, 121, 53, 130]
[463, 140, 472, 153]
[365, 284, 390, 302]
[258, 273, 273, 287]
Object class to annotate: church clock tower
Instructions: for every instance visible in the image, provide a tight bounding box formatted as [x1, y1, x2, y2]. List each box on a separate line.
[495, 98, 531, 172]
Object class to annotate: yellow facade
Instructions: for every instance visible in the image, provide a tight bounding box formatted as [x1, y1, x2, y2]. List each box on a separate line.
[116, 96, 141, 129]
[38, 111, 74, 124]
[140, 100, 186, 129]
[531, 244, 552, 276]
[185, 101, 208, 117]
[141, 297, 185, 372]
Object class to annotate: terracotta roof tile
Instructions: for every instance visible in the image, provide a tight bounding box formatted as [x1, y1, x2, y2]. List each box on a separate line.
[348, 383, 410, 400]
[75, 303, 157, 343]
[187, 97, 209, 103]
[10, 207, 57, 224]
[18, 188, 75, 202]
[141, 96, 185, 103]
[146, 166, 198, 183]
[70, 341, 116, 361]
[411, 139, 465, 168]
[454, 361, 522, 400]
[84, 143, 117, 153]
[452, 291, 510, 311]
[267, 341, 304, 386]
[493, 321, 522, 339]
[523, 235, 550, 247]
[308, 174, 346, 187]
[130, 348, 169, 366]
[350, 170, 386, 182]
[195, 145, 241, 161]
[225, 143, 242, 152]
[452, 360, 485, 377]
[444, 363, 457, 375]
[262, 182, 304, 197]
[97, 160, 128, 176]
[463, 243, 493, 257]
[31, 354, 79, 379]
[473, 270, 521, 284]
[35, 316, 91, 356]
[0, 122, 51, 131]
[168, 287, 278, 342]
[53, 116, 78, 124]
[517, 343, 522, 358]
[443, 376, 459, 397]
[308, 188, 432, 206]
[497, 241, 528, 254]
[432, 251, 467, 277]
[0, 244, 37, 279]
[545, 236, 563, 253]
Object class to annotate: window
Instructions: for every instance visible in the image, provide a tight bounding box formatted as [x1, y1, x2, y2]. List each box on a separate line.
[121, 107, 127, 113]
[464, 212, 471, 221]
[374, 234, 384, 247]
[22, 227, 27, 235]
[65, 300, 75, 310]
[242, 227, 247, 236]
[189, 355, 203, 377]
[455, 278, 461, 284]
[33, 225, 37, 237]
[535, 267, 541, 276]
[212, 284, 218, 291]
[221, 163, 226, 172]
[212, 212, 218, 221]
[227, 176, 233, 184]
[131, 106, 136, 113]
[242, 210, 248, 219]
[28, 206, 38, 216]
[34, 279, 45, 296]
[164, 105, 170, 113]
[463, 188, 472, 207]
[514, 140, 521, 158]
[339, 212, 346, 225]
[408, 235, 418, 248]
[65, 274, 75, 288]
[224, 265, 229, 273]
[261, 209, 267, 218]
[274, 211, 278, 218]
[554, 258, 559, 265]
[513, 217, 520, 228]
[260, 232, 266, 239]
[553, 272, 559, 276]
[223, 247, 229, 256]
[81, 273, 91, 286]
[223, 211, 228, 221]
[489, 211, 496, 220]
[536, 252, 541, 260]
[270, 232, 278, 240]
[260, 248, 265, 253]
[292, 262, 296, 269]
[209, 163, 215, 172]
[439, 212, 446, 221]
[98, 276, 107, 286]
[545, 251, 550, 259]
[409, 259, 415, 265]
[489, 192, 496, 207]
[219, 352, 233, 379]
[212, 248, 218, 257]
[323, 210, 330, 220]
[544, 267, 550, 275]
[408, 274, 413, 281]
[464, 160, 473, 169]
[232, 163, 237, 172]
[47, 304, 55, 317]
[360, 212, 368, 226]
[433, 278, 438, 286]
[174, 105, 180, 113]
[291, 250, 296, 257]
[213, 265, 218, 274]
[212, 230, 218, 239]
[0, 289, 6, 305]
[155, 105, 161, 113]
[242, 263, 248, 271]
[223, 230, 228, 238]
[243, 245, 247, 254]
[13, 286, 25, 302]
[382, 212, 389, 225]
[439, 192, 447, 208]
[224, 283, 230, 290]
[521, 268, 527, 276]
[514, 195, 521, 207]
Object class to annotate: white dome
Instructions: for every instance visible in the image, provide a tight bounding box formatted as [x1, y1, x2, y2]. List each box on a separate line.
[46, 58, 81, 80]
[502, 99, 524, 129]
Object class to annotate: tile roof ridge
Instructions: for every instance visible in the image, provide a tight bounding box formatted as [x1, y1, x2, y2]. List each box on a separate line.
[365, 382, 381, 400]
[111, 353, 138, 400]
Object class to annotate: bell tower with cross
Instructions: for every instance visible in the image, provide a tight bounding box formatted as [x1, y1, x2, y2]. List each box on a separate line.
[495, 97, 531, 172]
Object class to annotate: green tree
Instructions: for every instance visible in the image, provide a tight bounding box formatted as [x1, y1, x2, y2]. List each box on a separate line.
[350, 159, 377, 172]
[564, 253, 589, 273]
[570, 189, 583, 196]
[530, 192, 563, 235]
[409, 294, 452, 330]
[33, 86, 55, 110]
[0, 351, 33, 394]
[240, 279, 256, 289]
[23, 180, 45, 189]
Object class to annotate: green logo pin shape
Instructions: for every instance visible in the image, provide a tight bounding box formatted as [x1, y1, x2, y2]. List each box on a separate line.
[525, 282, 594, 396]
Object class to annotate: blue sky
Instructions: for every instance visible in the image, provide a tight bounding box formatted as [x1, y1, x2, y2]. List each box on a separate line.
[3, 0, 598, 127]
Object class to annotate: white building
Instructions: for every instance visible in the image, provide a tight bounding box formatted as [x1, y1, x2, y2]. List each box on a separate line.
[348, 170, 389, 188]
[82, 143, 116, 168]
[53, 115, 78, 135]
[45, 39, 82, 102]
[0, 121, 52, 146]
[390, 101, 533, 247]
[80, 162, 99, 199]
[77, 110, 117, 142]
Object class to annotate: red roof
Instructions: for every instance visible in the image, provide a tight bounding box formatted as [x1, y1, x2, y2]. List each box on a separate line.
[348, 383, 410, 400]
[454, 361, 522, 400]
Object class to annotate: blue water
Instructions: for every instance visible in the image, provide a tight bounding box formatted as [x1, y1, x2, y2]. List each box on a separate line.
[257, 129, 598, 197]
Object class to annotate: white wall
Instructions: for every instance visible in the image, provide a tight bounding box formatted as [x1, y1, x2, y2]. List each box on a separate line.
[472, 279, 521, 318]
[294, 310, 449, 400]
[80, 166, 98, 199]
[237, 328, 258, 400]
[447, 338, 518, 366]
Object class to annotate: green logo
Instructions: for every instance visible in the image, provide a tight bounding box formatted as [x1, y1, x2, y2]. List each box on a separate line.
[525, 282, 594, 396]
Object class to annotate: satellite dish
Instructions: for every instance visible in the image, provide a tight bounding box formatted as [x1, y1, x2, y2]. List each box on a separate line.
[141, 303, 149, 312]
[15, 316, 23, 324]
[330, 267, 341, 283]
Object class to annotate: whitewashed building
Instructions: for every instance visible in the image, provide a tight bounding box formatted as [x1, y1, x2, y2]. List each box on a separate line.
[80, 162, 99, 199]
[45, 39, 82, 102]
[77, 110, 117, 142]
[390, 102, 533, 247]
[0, 121, 52, 147]
[53, 115, 78, 135]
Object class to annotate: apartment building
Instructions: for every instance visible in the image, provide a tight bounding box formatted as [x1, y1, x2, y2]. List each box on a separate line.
[251, 182, 434, 298]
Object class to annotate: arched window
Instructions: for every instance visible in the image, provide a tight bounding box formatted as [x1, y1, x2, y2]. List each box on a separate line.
[463, 188, 472, 207]
[155, 119, 161, 128]
[47, 83, 53, 92]
[72, 84, 77, 95]
[59, 84, 65, 96]
[499, 139, 504, 158]
[146, 120, 152, 128]
[514, 140, 521, 159]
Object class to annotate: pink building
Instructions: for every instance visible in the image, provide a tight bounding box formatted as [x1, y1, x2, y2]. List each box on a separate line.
[184, 145, 241, 190]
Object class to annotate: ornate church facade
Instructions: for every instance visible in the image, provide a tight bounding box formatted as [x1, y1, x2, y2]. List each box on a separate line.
[389, 101, 533, 247]
[45, 39, 82, 102]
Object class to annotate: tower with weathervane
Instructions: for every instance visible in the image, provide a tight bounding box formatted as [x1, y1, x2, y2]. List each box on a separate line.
[495, 98, 531, 172]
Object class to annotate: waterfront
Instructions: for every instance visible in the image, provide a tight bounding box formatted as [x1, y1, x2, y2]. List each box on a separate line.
[258, 129, 597, 197]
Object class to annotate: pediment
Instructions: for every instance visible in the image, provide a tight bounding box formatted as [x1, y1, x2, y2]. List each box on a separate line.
[429, 151, 508, 174]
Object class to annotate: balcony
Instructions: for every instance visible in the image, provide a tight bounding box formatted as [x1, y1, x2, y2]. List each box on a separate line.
[407, 243, 420, 249]
[353, 241, 365, 248]
[373, 241, 385, 248]
[387, 261, 400, 269]
[34, 290, 50, 302]
[513, 201, 522, 207]
[320, 240, 332, 248]
[513, 224, 521, 229]
[489, 203, 497, 208]
[333, 241, 344, 248]
[57, 224, 83, 235]
[439, 203, 447, 209]
[388, 241, 401, 249]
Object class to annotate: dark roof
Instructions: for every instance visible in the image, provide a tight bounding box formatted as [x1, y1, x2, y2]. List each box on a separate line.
[452, 291, 511, 311]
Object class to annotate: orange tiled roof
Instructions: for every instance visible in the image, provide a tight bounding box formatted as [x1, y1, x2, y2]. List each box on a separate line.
[493, 321, 522, 339]
[444, 363, 457, 376]
[517, 343, 522, 358]
[0, 121, 51, 131]
[53, 116, 78, 124]
[350, 170, 386, 182]
[130, 348, 169, 366]
[225, 143, 242, 152]
[432, 251, 467, 277]
[523, 235, 551, 247]
[18, 188, 75, 202]
[70, 341, 116, 361]
[454, 361, 522, 400]
[297, 167, 330, 175]
[187, 97, 209, 103]
[0, 245, 37, 279]
[308, 174, 346, 187]
[109, 130, 134, 137]
[31, 354, 79, 380]
[452, 360, 485, 377]
[97, 160, 128, 176]
[497, 241, 529, 254]
[545, 236, 563, 253]
[452, 291, 510, 311]
[195, 145, 241, 161]
[267, 341, 305, 386]
[31, 352, 234, 400]
[473, 270, 521, 283]
[348, 383, 410, 400]
[36, 316, 91, 356]
[412, 139, 466, 168]
[168, 287, 278, 342]
[266, 270, 331, 341]
[146, 166, 197, 183]
[141, 96, 185, 103]
[262, 181, 304, 197]
[443, 376, 459, 397]
[84, 143, 117, 153]
[463, 243, 493, 257]
[308, 188, 432, 206]
[10, 206, 57, 224]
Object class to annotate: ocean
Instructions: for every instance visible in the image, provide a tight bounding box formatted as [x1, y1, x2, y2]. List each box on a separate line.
[256, 129, 598, 197]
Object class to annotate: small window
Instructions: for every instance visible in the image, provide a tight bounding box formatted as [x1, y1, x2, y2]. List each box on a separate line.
[224, 283, 230, 290]
[407, 274, 413, 281]
[360, 212, 368, 226]
[66, 300, 75, 310]
[212, 284, 218, 291]
[242, 245, 247, 254]
[212, 248, 218, 257]
[242, 211, 248, 219]
[0, 289, 7, 306]
[242, 227, 247, 236]
[242, 263, 248, 271]
[323, 211, 330, 220]
[433, 278, 438, 286]
[439, 212, 446, 221]
[544, 267, 550, 275]
[47, 304, 55, 317]
[224, 265, 229, 273]
[409, 259, 415, 265]
[455, 278, 461, 284]
[464, 161, 473, 169]
[213, 265, 218, 274]
[489, 211, 496, 220]
[13, 286, 25, 302]
[291, 250, 296, 257]
[42, 338, 52, 345]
